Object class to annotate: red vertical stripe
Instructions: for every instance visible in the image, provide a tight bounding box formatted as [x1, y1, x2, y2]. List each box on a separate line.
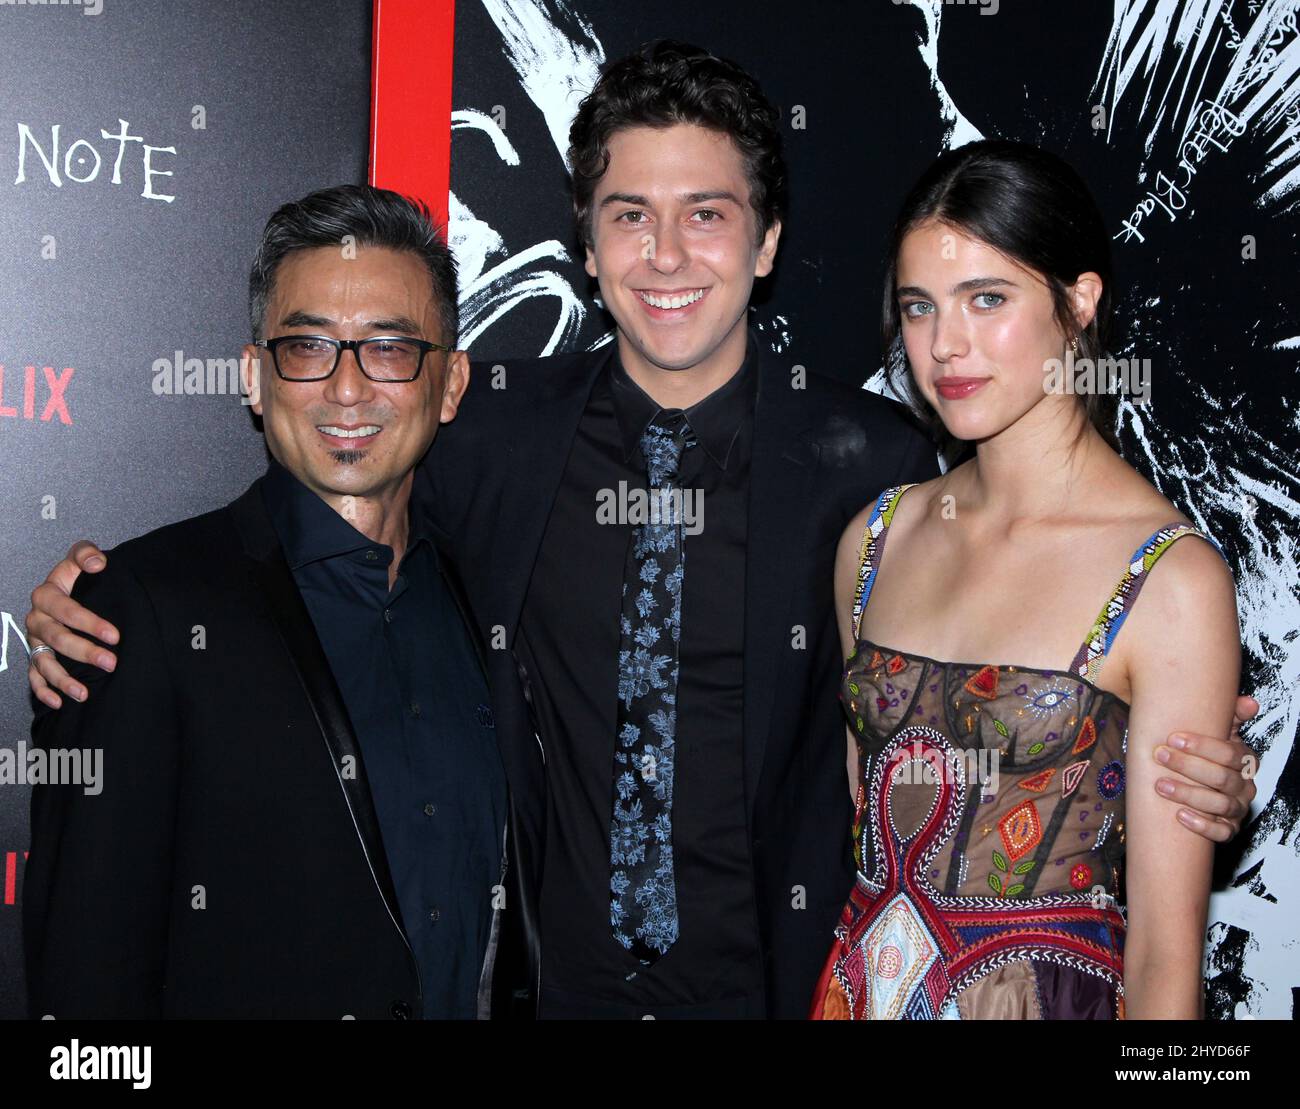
[369, 0, 457, 228]
[4, 852, 15, 906]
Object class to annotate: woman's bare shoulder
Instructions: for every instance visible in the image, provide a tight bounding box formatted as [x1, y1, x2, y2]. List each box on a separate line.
[1098, 459, 1235, 665]
[835, 470, 955, 601]
[1093, 456, 1211, 550]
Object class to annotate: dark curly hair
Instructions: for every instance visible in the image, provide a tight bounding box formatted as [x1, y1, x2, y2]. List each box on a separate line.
[881, 140, 1120, 453]
[567, 40, 786, 250]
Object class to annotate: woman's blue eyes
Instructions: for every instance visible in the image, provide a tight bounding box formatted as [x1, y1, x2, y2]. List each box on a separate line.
[901, 292, 1006, 318]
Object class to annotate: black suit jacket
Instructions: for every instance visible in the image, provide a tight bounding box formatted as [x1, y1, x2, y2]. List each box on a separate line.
[419, 337, 940, 1017]
[24, 477, 524, 1019]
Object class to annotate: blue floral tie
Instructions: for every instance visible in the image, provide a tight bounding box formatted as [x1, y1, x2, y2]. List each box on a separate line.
[610, 412, 696, 963]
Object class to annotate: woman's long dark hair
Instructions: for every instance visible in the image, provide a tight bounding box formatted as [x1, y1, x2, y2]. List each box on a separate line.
[881, 139, 1120, 453]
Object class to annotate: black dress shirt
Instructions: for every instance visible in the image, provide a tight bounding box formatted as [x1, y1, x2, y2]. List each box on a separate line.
[261, 458, 507, 1019]
[517, 339, 766, 1017]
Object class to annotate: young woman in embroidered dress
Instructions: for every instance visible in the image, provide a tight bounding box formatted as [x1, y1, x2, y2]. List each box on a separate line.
[810, 140, 1239, 1020]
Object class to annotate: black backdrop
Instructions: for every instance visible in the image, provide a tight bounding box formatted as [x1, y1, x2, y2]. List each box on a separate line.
[1, 0, 1295, 1020]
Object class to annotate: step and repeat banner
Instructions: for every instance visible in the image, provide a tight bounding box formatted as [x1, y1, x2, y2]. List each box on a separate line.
[0, 0, 371, 1018]
[1, 0, 1296, 1020]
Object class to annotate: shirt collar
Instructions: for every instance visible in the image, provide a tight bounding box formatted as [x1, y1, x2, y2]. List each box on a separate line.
[610, 331, 757, 470]
[261, 455, 437, 571]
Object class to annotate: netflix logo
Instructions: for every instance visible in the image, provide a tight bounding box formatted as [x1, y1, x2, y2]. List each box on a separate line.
[0, 364, 73, 423]
[3, 851, 27, 907]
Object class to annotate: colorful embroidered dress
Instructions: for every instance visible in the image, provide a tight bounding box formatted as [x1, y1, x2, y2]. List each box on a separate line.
[810, 483, 1217, 1020]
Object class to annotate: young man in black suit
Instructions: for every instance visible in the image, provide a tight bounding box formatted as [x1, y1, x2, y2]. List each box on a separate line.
[416, 42, 1258, 1017]
[24, 187, 516, 1019]
[28, 43, 1258, 1019]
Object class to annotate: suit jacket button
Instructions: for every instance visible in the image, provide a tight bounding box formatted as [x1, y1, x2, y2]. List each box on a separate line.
[391, 1001, 412, 1020]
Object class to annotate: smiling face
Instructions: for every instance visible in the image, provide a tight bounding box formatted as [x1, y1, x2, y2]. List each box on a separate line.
[241, 244, 467, 512]
[584, 123, 780, 386]
[895, 220, 1099, 444]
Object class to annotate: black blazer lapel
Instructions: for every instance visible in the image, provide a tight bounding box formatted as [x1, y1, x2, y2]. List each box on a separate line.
[227, 480, 412, 954]
[742, 350, 820, 817]
[490, 346, 613, 647]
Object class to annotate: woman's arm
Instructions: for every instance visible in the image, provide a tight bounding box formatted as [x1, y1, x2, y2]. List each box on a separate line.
[834, 506, 873, 799]
[1120, 536, 1240, 1019]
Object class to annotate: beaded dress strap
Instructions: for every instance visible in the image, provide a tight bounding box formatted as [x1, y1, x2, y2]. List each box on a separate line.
[850, 483, 919, 641]
[1068, 522, 1225, 684]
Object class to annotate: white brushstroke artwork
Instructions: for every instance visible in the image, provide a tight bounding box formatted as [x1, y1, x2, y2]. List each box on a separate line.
[481, 0, 605, 169]
[451, 0, 610, 353]
[903, 0, 985, 150]
[1087, 0, 1300, 1019]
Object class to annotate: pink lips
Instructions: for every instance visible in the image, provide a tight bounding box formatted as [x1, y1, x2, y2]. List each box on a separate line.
[935, 377, 990, 400]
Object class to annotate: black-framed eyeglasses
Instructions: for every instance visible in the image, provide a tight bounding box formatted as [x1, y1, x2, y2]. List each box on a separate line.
[253, 335, 453, 382]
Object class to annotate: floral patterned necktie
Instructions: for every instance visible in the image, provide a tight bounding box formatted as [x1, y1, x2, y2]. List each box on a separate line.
[610, 412, 696, 963]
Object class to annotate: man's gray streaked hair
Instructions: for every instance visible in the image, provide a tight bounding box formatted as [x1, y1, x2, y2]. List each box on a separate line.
[248, 184, 459, 347]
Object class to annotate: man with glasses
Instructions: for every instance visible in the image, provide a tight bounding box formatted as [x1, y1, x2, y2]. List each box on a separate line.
[23, 185, 517, 1019]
